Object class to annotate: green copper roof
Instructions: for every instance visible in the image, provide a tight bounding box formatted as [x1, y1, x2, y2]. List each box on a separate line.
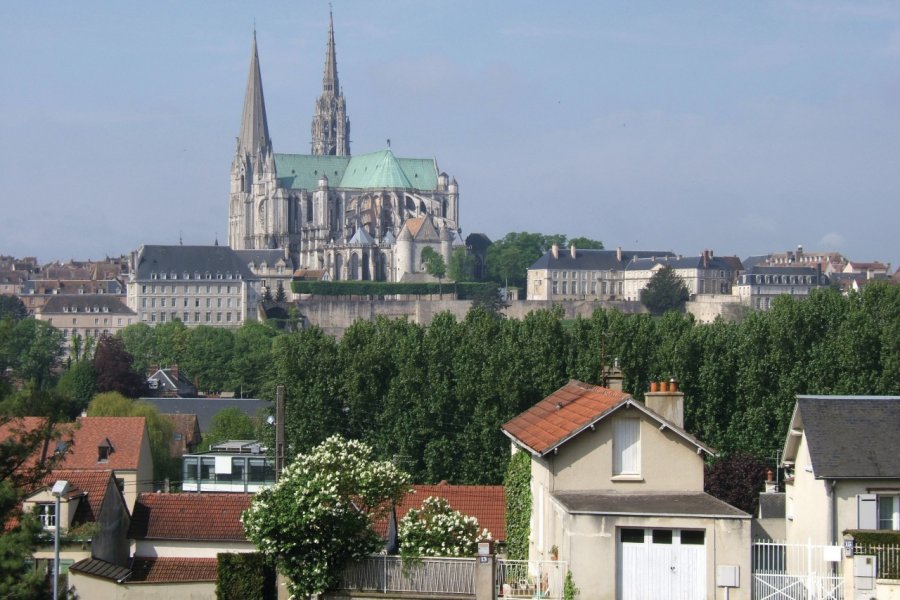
[274, 150, 438, 191]
[341, 150, 412, 189]
[274, 154, 350, 190]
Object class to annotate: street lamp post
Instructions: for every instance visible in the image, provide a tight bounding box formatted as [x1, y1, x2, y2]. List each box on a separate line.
[50, 480, 70, 600]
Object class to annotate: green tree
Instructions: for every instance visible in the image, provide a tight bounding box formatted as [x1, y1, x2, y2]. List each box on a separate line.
[204, 407, 257, 449]
[421, 246, 447, 297]
[0, 319, 64, 389]
[86, 392, 178, 483]
[398, 496, 489, 559]
[55, 360, 97, 413]
[485, 232, 564, 290]
[117, 323, 156, 375]
[704, 452, 768, 515]
[567, 236, 604, 249]
[229, 322, 278, 398]
[0, 295, 27, 322]
[181, 326, 234, 393]
[447, 246, 476, 282]
[242, 435, 410, 597]
[274, 281, 287, 302]
[640, 266, 690, 315]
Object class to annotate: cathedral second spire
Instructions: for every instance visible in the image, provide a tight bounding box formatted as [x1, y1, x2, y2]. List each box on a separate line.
[311, 10, 351, 156]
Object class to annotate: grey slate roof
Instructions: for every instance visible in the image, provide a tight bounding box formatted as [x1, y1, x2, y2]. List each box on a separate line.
[133, 245, 257, 281]
[234, 249, 291, 268]
[70, 558, 131, 582]
[41, 294, 134, 315]
[625, 255, 739, 271]
[552, 491, 749, 518]
[529, 249, 674, 271]
[795, 395, 900, 478]
[140, 397, 271, 432]
[758, 493, 786, 519]
[743, 265, 820, 276]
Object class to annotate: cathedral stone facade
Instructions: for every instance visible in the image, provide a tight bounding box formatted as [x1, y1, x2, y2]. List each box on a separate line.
[227, 14, 460, 282]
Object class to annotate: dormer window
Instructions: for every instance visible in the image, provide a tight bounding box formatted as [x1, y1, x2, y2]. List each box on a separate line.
[98, 438, 114, 462]
[38, 503, 56, 529]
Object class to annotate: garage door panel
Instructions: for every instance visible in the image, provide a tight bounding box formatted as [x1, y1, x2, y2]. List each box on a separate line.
[618, 528, 706, 600]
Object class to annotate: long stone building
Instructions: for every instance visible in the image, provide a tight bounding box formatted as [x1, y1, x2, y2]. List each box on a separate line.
[227, 13, 460, 282]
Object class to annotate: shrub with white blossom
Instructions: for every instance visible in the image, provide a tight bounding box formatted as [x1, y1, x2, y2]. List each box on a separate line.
[241, 435, 410, 597]
[398, 496, 491, 560]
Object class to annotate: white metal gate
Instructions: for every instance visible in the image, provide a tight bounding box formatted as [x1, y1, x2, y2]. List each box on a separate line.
[752, 540, 843, 600]
[618, 528, 706, 600]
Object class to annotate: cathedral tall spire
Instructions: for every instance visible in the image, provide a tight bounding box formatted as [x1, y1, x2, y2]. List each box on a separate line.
[322, 10, 339, 95]
[238, 31, 271, 156]
[311, 11, 351, 156]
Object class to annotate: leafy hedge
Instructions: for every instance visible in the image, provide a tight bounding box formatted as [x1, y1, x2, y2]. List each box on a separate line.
[847, 530, 900, 546]
[847, 530, 900, 579]
[291, 280, 493, 299]
[216, 552, 276, 600]
[504, 450, 531, 560]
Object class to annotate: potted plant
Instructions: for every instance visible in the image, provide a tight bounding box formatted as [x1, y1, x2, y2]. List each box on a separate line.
[550, 544, 559, 561]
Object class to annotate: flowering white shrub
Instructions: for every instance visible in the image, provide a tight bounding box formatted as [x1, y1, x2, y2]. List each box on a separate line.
[241, 435, 410, 597]
[398, 496, 491, 559]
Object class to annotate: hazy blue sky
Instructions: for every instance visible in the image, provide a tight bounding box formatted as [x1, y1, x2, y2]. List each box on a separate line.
[2, 1, 898, 267]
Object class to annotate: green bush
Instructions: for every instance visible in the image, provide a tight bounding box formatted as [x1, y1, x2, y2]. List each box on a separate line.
[216, 552, 276, 600]
[290, 280, 493, 298]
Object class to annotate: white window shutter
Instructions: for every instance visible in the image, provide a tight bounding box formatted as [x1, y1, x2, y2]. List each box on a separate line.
[614, 418, 641, 475]
[857, 494, 877, 529]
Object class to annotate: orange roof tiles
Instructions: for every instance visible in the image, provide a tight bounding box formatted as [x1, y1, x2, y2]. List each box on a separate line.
[405, 484, 505, 541]
[59, 417, 147, 471]
[129, 557, 218, 583]
[128, 493, 251, 541]
[502, 380, 631, 456]
[37, 469, 117, 524]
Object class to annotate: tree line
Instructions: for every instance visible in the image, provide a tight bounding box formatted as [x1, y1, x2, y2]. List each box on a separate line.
[251, 283, 898, 484]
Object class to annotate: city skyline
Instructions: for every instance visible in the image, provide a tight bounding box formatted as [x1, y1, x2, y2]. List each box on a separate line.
[1, 1, 898, 268]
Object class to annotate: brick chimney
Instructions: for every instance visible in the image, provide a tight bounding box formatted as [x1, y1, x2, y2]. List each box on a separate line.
[644, 381, 684, 428]
[570, 244, 577, 259]
[171, 363, 179, 381]
[602, 360, 624, 391]
[147, 364, 159, 377]
[616, 246, 623, 262]
[551, 243, 559, 259]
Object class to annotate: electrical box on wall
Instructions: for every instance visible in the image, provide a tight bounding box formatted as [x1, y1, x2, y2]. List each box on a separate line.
[716, 565, 740, 588]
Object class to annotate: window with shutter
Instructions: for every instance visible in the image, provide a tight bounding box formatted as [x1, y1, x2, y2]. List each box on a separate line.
[614, 418, 641, 476]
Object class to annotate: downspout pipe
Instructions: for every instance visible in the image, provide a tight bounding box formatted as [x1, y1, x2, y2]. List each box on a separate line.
[828, 479, 837, 545]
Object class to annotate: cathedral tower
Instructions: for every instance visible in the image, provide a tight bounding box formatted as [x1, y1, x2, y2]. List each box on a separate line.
[310, 11, 351, 156]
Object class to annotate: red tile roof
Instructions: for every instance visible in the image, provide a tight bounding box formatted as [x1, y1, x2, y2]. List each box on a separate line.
[0, 417, 61, 470]
[36, 469, 118, 524]
[405, 484, 505, 541]
[61, 417, 147, 471]
[128, 493, 251, 541]
[502, 380, 631, 456]
[129, 557, 218, 583]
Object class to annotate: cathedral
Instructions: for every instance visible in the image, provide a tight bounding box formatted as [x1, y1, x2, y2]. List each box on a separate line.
[227, 14, 460, 282]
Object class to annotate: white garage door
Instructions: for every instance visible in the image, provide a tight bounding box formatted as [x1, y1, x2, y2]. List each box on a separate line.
[618, 527, 706, 600]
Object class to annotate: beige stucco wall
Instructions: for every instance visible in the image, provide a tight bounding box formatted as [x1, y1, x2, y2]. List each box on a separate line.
[785, 433, 831, 546]
[559, 512, 750, 600]
[548, 408, 705, 494]
[132, 539, 255, 558]
[877, 580, 900, 599]
[68, 573, 216, 600]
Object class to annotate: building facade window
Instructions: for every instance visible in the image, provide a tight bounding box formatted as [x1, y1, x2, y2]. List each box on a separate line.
[879, 496, 900, 530]
[613, 417, 641, 476]
[38, 503, 56, 529]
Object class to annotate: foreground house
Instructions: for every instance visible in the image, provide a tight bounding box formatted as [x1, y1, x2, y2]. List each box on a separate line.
[69, 492, 254, 598]
[22, 469, 130, 580]
[502, 379, 751, 600]
[781, 395, 900, 546]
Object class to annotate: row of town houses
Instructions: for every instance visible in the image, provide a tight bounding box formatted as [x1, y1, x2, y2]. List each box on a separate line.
[1, 242, 896, 356]
[3, 367, 898, 599]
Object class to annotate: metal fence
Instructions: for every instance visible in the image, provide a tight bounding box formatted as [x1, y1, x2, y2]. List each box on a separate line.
[338, 555, 475, 595]
[752, 540, 843, 600]
[853, 542, 900, 580]
[496, 560, 566, 600]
